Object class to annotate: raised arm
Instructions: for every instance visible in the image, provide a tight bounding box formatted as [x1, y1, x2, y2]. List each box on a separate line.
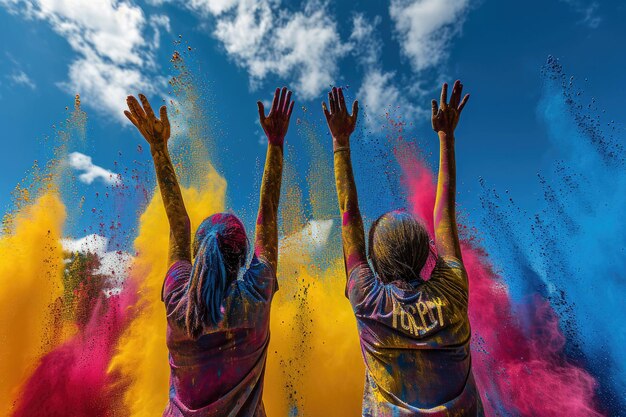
[255, 87, 294, 272]
[125, 94, 191, 266]
[322, 87, 365, 278]
[432, 80, 469, 261]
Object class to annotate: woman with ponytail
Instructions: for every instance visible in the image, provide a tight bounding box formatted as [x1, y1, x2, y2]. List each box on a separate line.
[124, 87, 294, 417]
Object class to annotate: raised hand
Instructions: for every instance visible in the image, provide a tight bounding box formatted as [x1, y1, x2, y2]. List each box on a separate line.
[124, 94, 170, 147]
[431, 80, 469, 136]
[257, 87, 295, 147]
[322, 87, 358, 149]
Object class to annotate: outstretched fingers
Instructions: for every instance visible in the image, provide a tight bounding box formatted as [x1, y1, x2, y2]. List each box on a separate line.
[328, 91, 336, 114]
[124, 110, 139, 128]
[127, 95, 146, 120]
[257, 101, 266, 121]
[338, 87, 346, 112]
[332, 87, 340, 111]
[322, 101, 331, 121]
[278, 87, 287, 114]
[449, 80, 461, 108]
[351, 100, 359, 121]
[431, 99, 438, 118]
[270, 88, 280, 115]
[160, 105, 169, 122]
[283, 89, 292, 114]
[440, 83, 448, 109]
[458, 94, 470, 113]
[139, 94, 155, 119]
[287, 100, 295, 119]
[159, 106, 170, 136]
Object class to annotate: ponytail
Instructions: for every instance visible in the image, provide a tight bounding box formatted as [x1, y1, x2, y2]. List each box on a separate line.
[177, 213, 248, 339]
[183, 231, 228, 338]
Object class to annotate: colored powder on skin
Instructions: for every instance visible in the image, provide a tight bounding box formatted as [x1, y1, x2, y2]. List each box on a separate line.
[108, 169, 227, 417]
[398, 141, 603, 416]
[0, 192, 66, 417]
[109, 45, 229, 416]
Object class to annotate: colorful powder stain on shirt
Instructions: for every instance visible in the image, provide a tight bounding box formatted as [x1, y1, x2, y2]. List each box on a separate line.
[162, 257, 277, 416]
[348, 258, 482, 416]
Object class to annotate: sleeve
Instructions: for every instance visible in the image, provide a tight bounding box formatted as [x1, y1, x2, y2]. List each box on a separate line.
[241, 255, 278, 303]
[346, 261, 383, 311]
[427, 255, 469, 308]
[161, 260, 192, 315]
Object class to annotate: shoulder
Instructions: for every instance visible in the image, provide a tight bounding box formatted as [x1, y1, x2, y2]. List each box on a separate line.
[165, 260, 193, 284]
[241, 255, 278, 302]
[162, 260, 192, 302]
[427, 255, 469, 300]
[347, 261, 382, 308]
[249, 255, 276, 277]
[439, 255, 465, 270]
[167, 259, 193, 276]
[348, 261, 374, 283]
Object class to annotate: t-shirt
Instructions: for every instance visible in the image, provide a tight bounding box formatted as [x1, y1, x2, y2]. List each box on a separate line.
[161, 255, 277, 417]
[347, 256, 483, 417]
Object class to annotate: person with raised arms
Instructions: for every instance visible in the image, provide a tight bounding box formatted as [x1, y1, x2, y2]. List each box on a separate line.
[323, 81, 483, 416]
[124, 87, 294, 417]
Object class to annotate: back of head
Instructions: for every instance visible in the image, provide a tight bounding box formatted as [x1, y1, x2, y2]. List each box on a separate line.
[184, 213, 249, 337]
[368, 210, 431, 285]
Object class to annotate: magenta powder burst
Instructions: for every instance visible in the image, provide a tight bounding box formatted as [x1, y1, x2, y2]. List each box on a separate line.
[397, 146, 603, 417]
[12, 279, 138, 417]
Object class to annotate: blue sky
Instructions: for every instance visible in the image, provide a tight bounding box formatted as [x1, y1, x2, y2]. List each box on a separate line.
[1, 0, 625, 248]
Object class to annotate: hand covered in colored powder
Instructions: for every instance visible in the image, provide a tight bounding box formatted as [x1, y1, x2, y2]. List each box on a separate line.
[257, 87, 295, 147]
[431, 80, 469, 137]
[322, 86, 358, 150]
[124, 94, 170, 148]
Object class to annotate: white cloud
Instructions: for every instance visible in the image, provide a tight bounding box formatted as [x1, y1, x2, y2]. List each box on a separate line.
[560, 0, 601, 28]
[63, 57, 158, 124]
[9, 70, 36, 89]
[61, 233, 133, 289]
[62, 233, 109, 255]
[357, 69, 426, 129]
[280, 219, 334, 255]
[0, 0, 170, 122]
[185, 0, 241, 15]
[348, 14, 425, 129]
[98, 250, 134, 281]
[389, 0, 471, 72]
[1, 0, 472, 128]
[171, 0, 350, 99]
[350, 13, 382, 67]
[68, 151, 121, 185]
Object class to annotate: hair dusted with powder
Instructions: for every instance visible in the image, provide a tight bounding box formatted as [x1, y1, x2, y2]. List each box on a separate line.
[368, 210, 431, 284]
[172, 213, 249, 338]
